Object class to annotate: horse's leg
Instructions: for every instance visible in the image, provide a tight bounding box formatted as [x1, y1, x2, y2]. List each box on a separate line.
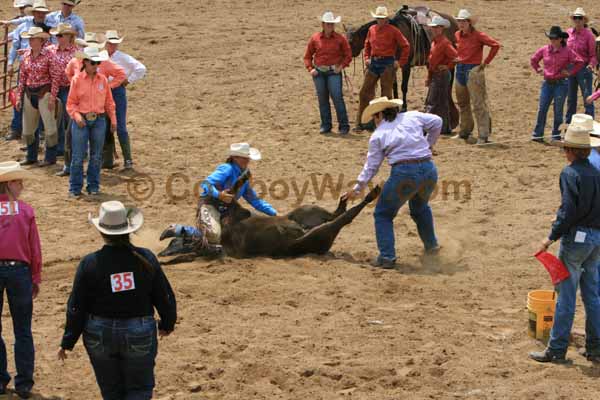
[287, 186, 381, 256]
[401, 65, 411, 112]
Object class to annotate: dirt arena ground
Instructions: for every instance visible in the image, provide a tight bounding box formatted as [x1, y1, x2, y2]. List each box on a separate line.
[2, 0, 600, 398]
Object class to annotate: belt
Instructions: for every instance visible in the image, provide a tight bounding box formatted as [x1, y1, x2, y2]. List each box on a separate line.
[392, 157, 432, 166]
[89, 314, 155, 324]
[24, 84, 50, 98]
[83, 112, 106, 122]
[314, 65, 335, 73]
[544, 78, 566, 85]
[0, 260, 25, 267]
[371, 56, 395, 61]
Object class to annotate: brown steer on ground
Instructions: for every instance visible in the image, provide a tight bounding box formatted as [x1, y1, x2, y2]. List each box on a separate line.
[158, 185, 381, 262]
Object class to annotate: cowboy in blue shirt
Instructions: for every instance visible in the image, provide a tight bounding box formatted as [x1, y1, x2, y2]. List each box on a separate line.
[531, 115, 600, 364]
[160, 143, 277, 245]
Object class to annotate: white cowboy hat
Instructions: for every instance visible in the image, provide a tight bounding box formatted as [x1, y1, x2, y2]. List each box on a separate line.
[229, 143, 261, 161]
[75, 32, 106, 48]
[13, 0, 33, 8]
[569, 113, 600, 137]
[571, 7, 586, 17]
[62, 0, 82, 6]
[105, 30, 124, 44]
[455, 9, 478, 24]
[31, 0, 50, 12]
[428, 16, 451, 28]
[321, 11, 341, 24]
[371, 6, 389, 19]
[50, 23, 77, 36]
[75, 46, 109, 62]
[361, 96, 404, 124]
[0, 161, 29, 182]
[89, 201, 144, 236]
[20, 26, 50, 39]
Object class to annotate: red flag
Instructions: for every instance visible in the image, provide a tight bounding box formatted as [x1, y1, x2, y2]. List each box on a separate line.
[8, 89, 16, 108]
[535, 251, 570, 285]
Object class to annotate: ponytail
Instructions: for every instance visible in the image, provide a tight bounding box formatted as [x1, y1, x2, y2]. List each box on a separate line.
[101, 233, 154, 272]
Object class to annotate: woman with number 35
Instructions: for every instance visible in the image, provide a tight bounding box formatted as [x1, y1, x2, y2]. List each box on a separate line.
[0, 161, 41, 399]
[58, 200, 177, 400]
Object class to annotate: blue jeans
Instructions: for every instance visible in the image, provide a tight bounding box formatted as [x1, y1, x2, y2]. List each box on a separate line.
[69, 118, 106, 194]
[56, 86, 70, 156]
[374, 161, 439, 262]
[11, 71, 22, 134]
[548, 229, 600, 355]
[84, 316, 157, 400]
[0, 264, 34, 393]
[455, 63, 478, 86]
[368, 56, 395, 76]
[111, 85, 129, 149]
[25, 123, 55, 163]
[532, 79, 568, 139]
[566, 67, 595, 123]
[171, 224, 201, 237]
[312, 71, 349, 132]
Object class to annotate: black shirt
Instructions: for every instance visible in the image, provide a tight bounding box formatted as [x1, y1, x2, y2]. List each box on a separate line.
[549, 159, 600, 241]
[61, 245, 177, 350]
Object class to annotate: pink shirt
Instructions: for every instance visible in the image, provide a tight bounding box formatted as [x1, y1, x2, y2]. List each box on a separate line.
[530, 44, 584, 80]
[0, 194, 42, 284]
[567, 27, 598, 67]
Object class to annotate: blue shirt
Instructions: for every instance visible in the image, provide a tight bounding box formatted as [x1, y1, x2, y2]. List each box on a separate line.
[8, 19, 38, 66]
[10, 12, 85, 46]
[200, 163, 277, 216]
[589, 148, 600, 171]
[549, 159, 600, 241]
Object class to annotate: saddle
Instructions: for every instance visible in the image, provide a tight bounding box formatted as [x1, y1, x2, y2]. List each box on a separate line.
[395, 5, 442, 66]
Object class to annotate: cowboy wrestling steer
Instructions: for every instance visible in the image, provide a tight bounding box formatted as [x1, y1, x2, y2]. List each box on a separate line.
[159, 185, 381, 260]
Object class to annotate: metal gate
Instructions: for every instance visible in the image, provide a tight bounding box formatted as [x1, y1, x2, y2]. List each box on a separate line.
[0, 25, 17, 111]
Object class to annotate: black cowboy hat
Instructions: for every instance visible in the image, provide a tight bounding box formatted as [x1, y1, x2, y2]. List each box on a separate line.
[545, 26, 569, 40]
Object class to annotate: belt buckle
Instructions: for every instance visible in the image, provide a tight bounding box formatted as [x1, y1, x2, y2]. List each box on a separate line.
[86, 112, 97, 121]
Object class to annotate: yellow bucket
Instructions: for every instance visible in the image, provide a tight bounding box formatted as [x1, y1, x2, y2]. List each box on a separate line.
[527, 290, 557, 342]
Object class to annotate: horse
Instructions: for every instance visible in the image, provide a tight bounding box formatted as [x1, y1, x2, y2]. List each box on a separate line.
[345, 5, 458, 112]
[158, 186, 381, 262]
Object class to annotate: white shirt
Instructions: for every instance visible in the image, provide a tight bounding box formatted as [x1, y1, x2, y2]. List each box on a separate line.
[354, 111, 443, 191]
[109, 50, 147, 84]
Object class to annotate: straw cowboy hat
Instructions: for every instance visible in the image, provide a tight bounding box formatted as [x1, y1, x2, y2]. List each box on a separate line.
[31, 0, 50, 12]
[89, 201, 144, 235]
[13, 0, 33, 8]
[371, 6, 389, 19]
[229, 143, 261, 161]
[62, 0, 82, 6]
[428, 16, 451, 28]
[0, 161, 29, 182]
[50, 23, 77, 36]
[105, 30, 124, 44]
[20, 26, 50, 40]
[75, 46, 109, 62]
[321, 11, 341, 24]
[571, 7, 588, 22]
[455, 9, 478, 25]
[361, 96, 404, 124]
[75, 32, 106, 48]
[569, 113, 600, 136]
[545, 26, 569, 40]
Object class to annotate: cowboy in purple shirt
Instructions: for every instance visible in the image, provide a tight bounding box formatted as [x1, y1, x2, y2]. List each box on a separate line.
[344, 97, 442, 269]
[565, 7, 598, 123]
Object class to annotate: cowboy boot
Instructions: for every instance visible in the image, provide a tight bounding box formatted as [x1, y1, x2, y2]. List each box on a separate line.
[119, 136, 133, 169]
[529, 348, 567, 363]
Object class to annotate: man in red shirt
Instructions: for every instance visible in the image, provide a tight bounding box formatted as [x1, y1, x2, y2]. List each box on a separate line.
[452, 9, 500, 144]
[354, 6, 410, 132]
[304, 11, 352, 135]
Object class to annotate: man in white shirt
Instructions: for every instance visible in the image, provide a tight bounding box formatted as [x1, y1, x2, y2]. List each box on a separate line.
[104, 30, 146, 170]
[345, 97, 443, 268]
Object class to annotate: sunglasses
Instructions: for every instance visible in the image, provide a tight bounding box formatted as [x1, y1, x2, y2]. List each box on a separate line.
[572, 16, 584, 20]
[90, 61, 101, 66]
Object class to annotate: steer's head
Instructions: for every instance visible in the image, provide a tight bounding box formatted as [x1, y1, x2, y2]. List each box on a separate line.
[221, 200, 251, 228]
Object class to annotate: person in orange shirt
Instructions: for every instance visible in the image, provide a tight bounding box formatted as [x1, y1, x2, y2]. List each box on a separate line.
[355, 6, 410, 132]
[452, 9, 500, 145]
[424, 16, 458, 135]
[66, 47, 116, 198]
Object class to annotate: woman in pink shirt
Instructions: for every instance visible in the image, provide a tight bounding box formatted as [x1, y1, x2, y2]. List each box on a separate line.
[0, 161, 41, 398]
[530, 26, 583, 142]
[566, 8, 597, 123]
